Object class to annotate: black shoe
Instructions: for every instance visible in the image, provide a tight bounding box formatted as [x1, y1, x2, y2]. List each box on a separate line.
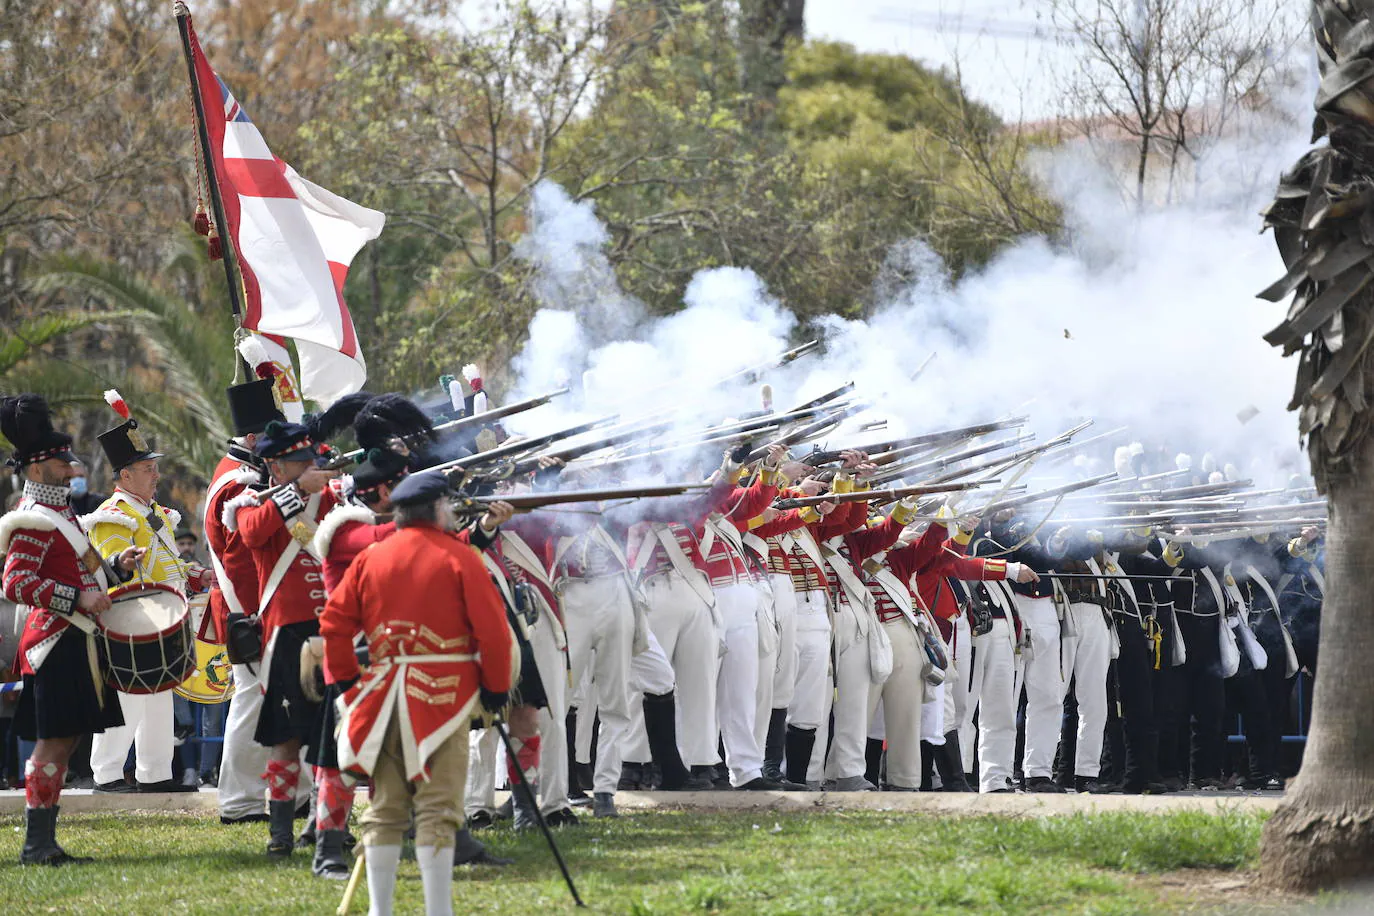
[311, 828, 351, 880]
[19, 807, 92, 866]
[1073, 776, 1117, 794]
[295, 823, 316, 850]
[544, 807, 581, 827]
[1124, 781, 1171, 795]
[736, 776, 804, 791]
[94, 779, 137, 794]
[784, 726, 817, 786]
[988, 787, 1017, 794]
[220, 812, 270, 825]
[618, 761, 645, 791]
[1161, 776, 1185, 792]
[1023, 777, 1066, 794]
[661, 772, 715, 791]
[453, 826, 512, 867]
[493, 796, 513, 821]
[138, 779, 199, 794]
[266, 799, 295, 858]
[467, 810, 495, 830]
[574, 762, 595, 793]
[512, 781, 540, 832]
[880, 784, 918, 792]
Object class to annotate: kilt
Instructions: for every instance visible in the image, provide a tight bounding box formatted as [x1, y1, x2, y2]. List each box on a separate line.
[14, 627, 124, 740]
[306, 682, 344, 768]
[254, 620, 323, 748]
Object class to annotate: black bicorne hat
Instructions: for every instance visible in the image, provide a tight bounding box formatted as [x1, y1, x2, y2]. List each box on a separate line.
[227, 379, 286, 437]
[0, 394, 75, 467]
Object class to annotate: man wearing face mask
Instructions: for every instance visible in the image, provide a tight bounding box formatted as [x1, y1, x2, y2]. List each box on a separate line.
[66, 460, 104, 516]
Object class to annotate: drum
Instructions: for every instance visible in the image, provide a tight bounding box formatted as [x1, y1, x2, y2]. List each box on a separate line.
[174, 593, 235, 704]
[97, 584, 195, 694]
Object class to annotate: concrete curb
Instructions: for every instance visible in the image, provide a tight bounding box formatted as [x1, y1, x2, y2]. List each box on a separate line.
[0, 788, 1281, 817]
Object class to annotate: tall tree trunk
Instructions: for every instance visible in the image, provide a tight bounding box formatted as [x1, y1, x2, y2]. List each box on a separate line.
[739, 0, 805, 117]
[1257, 0, 1374, 891]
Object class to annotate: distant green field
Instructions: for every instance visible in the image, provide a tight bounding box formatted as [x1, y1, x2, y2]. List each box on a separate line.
[0, 808, 1279, 914]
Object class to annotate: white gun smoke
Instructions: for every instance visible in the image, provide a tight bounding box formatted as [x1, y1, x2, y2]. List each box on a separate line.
[501, 89, 1314, 491]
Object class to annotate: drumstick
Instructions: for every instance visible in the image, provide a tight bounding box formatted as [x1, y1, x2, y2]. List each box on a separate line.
[337, 845, 366, 915]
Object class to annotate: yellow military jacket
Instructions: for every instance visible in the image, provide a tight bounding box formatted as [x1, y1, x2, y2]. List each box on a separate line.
[81, 490, 211, 594]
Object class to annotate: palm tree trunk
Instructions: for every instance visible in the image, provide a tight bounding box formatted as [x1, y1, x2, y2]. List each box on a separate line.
[1260, 444, 1374, 888]
[1258, 0, 1374, 891]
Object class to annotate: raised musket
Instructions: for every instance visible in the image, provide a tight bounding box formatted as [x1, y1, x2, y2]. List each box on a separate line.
[340, 386, 570, 462]
[790, 382, 856, 412]
[804, 416, 1028, 467]
[714, 340, 821, 387]
[506, 419, 678, 476]
[431, 415, 620, 475]
[772, 481, 987, 510]
[1039, 425, 1131, 466]
[448, 483, 710, 516]
[745, 402, 870, 462]
[980, 473, 1119, 513]
[868, 435, 1035, 486]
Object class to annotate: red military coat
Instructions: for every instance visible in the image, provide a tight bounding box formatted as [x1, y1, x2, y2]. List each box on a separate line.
[1, 483, 106, 675]
[225, 483, 338, 640]
[320, 524, 515, 781]
[204, 452, 264, 638]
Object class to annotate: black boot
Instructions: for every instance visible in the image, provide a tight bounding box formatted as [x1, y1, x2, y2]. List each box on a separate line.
[919, 741, 937, 791]
[20, 807, 91, 866]
[312, 829, 350, 879]
[784, 725, 816, 786]
[864, 738, 885, 789]
[643, 691, 693, 790]
[936, 732, 973, 792]
[566, 710, 587, 800]
[512, 780, 539, 832]
[762, 708, 789, 782]
[454, 826, 514, 867]
[267, 799, 295, 858]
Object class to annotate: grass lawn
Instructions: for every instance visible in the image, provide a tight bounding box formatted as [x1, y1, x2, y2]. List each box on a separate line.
[0, 807, 1282, 915]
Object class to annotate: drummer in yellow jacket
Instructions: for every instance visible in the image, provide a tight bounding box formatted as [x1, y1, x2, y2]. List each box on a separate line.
[83, 392, 214, 793]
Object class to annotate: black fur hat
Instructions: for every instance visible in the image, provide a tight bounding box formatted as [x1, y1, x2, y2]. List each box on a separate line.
[353, 393, 437, 453]
[0, 394, 75, 467]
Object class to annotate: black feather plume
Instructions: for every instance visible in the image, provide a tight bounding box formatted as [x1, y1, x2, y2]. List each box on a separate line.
[303, 392, 374, 444]
[353, 393, 437, 452]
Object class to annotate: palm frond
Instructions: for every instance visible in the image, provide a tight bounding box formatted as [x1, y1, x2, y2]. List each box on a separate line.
[0, 310, 146, 375]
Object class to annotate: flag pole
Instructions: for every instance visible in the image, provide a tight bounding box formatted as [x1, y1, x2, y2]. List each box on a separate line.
[173, 2, 251, 380]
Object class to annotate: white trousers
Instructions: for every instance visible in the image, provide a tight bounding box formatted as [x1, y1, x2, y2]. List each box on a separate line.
[952, 613, 978, 764]
[767, 573, 799, 711]
[91, 690, 175, 785]
[561, 575, 636, 794]
[465, 728, 500, 816]
[971, 617, 1019, 793]
[865, 619, 925, 788]
[530, 611, 571, 814]
[788, 590, 831, 731]
[219, 663, 270, 817]
[714, 581, 764, 786]
[1014, 596, 1064, 779]
[752, 580, 779, 750]
[823, 598, 874, 783]
[1059, 602, 1111, 779]
[623, 573, 718, 765]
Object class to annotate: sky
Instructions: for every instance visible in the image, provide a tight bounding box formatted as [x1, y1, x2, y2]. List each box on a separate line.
[806, 0, 1070, 120]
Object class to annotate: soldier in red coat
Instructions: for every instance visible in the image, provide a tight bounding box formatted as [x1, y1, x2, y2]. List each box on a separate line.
[205, 378, 288, 824]
[225, 419, 343, 857]
[0, 395, 143, 865]
[322, 470, 514, 916]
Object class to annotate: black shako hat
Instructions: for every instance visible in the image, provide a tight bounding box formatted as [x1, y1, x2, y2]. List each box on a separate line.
[97, 390, 163, 473]
[388, 469, 448, 508]
[0, 394, 76, 467]
[227, 378, 286, 437]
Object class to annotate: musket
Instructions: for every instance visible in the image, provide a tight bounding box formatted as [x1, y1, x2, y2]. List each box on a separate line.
[715, 340, 821, 387]
[339, 387, 570, 462]
[1164, 519, 1327, 538]
[432, 416, 620, 475]
[746, 402, 869, 462]
[981, 473, 1119, 513]
[772, 481, 988, 510]
[506, 419, 677, 476]
[790, 382, 856, 412]
[1039, 425, 1131, 466]
[868, 435, 1035, 486]
[588, 429, 760, 473]
[1036, 572, 1180, 582]
[1139, 480, 1255, 501]
[448, 483, 709, 516]
[805, 417, 1028, 466]
[1107, 468, 1191, 489]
